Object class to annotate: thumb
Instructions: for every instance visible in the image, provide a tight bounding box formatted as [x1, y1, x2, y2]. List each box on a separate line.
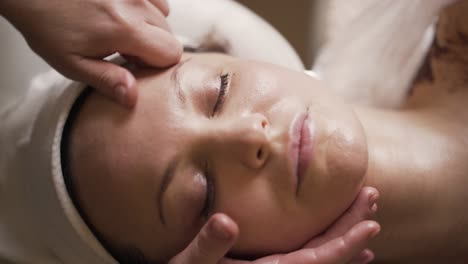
[170, 213, 239, 264]
[67, 56, 138, 108]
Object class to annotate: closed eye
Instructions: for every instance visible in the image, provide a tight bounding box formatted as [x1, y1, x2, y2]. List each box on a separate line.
[211, 73, 230, 116]
[200, 161, 216, 219]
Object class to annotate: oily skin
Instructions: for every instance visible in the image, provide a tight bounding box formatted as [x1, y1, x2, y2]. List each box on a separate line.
[69, 53, 368, 262]
[361, 2, 468, 262]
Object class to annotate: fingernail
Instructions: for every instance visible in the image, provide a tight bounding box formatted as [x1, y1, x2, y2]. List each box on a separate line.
[364, 251, 375, 264]
[114, 84, 128, 106]
[210, 218, 232, 241]
[371, 203, 378, 213]
[356, 249, 373, 263]
[368, 191, 379, 206]
[369, 223, 381, 238]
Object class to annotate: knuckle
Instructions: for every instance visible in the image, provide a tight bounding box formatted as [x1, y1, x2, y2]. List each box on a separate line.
[97, 67, 120, 89]
[304, 250, 319, 262]
[336, 237, 349, 255]
[101, 1, 135, 34]
[97, 70, 112, 89]
[194, 231, 211, 258]
[189, 225, 224, 264]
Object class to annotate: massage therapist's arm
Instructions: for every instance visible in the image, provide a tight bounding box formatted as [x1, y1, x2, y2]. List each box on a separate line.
[0, 0, 182, 107]
[171, 187, 380, 264]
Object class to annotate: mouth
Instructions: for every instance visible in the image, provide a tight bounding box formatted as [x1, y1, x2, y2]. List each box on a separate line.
[289, 108, 313, 195]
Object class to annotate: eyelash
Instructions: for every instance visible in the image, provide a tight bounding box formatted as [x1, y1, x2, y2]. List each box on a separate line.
[201, 161, 216, 219]
[211, 73, 230, 116]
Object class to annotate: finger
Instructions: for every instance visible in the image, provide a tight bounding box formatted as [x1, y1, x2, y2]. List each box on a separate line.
[141, 3, 172, 32]
[348, 249, 375, 264]
[170, 213, 239, 264]
[279, 221, 380, 264]
[147, 0, 170, 16]
[221, 247, 376, 264]
[328, 187, 379, 236]
[306, 187, 379, 248]
[67, 56, 138, 108]
[124, 25, 182, 67]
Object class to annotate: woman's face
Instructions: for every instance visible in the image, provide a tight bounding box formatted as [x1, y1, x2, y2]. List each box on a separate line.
[71, 53, 368, 261]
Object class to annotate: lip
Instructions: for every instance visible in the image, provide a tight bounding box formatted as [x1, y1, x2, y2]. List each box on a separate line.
[288, 109, 313, 195]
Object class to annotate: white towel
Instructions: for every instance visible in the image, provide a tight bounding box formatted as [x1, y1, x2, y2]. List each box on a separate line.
[0, 70, 118, 264]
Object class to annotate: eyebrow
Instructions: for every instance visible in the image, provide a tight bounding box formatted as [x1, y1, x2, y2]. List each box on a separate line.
[170, 58, 192, 107]
[158, 157, 179, 226]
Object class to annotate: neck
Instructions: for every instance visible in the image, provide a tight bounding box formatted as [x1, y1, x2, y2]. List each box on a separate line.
[355, 106, 468, 263]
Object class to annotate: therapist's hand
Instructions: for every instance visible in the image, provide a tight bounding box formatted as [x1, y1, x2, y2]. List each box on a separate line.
[170, 187, 380, 264]
[1, 0, 182, 107]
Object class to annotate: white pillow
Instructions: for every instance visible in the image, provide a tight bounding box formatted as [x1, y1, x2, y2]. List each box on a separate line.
[167, 0, 304, 71]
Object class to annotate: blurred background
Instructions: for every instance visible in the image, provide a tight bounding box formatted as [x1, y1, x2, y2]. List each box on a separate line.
[235, 0, 321, 67]
[235, 0, 365, 68]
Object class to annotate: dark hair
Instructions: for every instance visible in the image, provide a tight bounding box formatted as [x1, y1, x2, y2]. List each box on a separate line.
[61, 88, 159, 264]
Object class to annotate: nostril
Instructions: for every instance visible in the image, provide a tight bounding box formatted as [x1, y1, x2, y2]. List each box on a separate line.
[257, 148, 263, 160]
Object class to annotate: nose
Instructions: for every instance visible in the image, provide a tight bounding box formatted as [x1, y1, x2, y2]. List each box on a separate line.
[214, 113, 270, 169]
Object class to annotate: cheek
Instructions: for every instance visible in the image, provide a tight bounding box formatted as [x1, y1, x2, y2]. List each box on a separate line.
[325, 125, 367, 220]
[166, 172, 207, 228]
[216, 180, 321, 257]
[325, 106, 368, 190]
[232, 67, 285, 112]
[309, 93, 368, 183]
[327, 126, 368, 186]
